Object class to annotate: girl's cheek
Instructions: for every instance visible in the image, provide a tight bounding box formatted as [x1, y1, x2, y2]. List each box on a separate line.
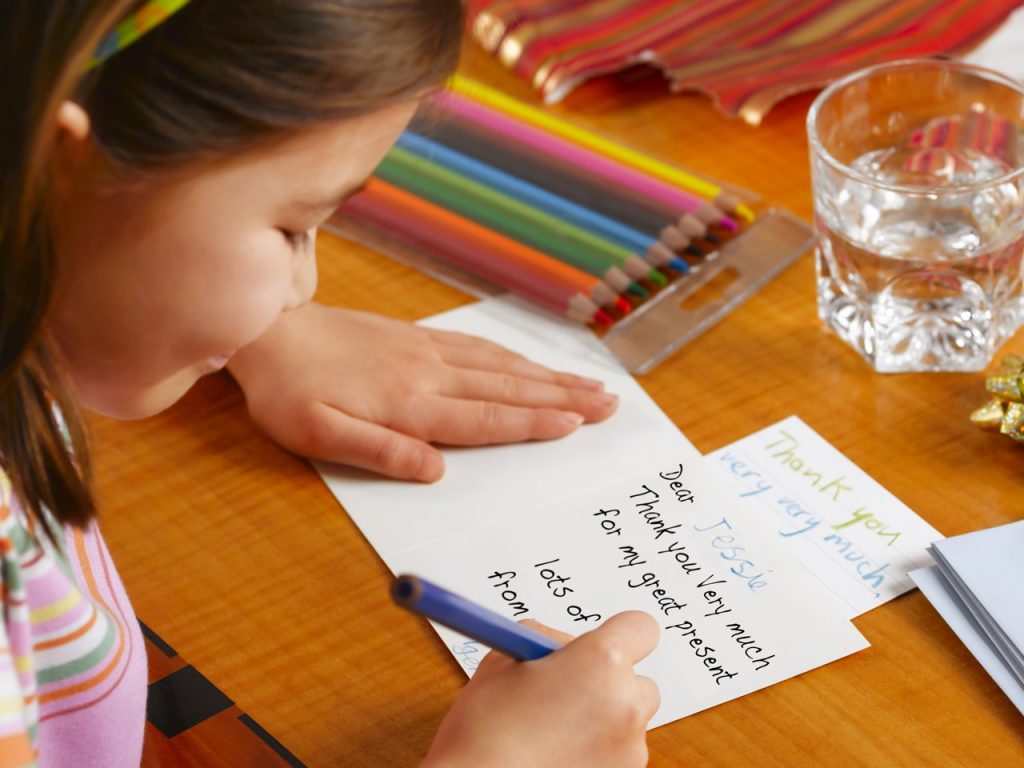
[235, 283, 294, 345]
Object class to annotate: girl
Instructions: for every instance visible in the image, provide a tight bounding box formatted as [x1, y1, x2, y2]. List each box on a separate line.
[0, 1, 661, 766]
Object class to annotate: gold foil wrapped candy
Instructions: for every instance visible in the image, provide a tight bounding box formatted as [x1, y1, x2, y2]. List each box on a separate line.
[971, 356, 1024, 442]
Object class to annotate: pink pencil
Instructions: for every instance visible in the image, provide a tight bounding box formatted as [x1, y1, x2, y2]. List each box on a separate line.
[431, 90, 739, 232]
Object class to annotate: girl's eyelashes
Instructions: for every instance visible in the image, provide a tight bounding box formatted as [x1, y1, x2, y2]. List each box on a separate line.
[280, 228, 311, 250]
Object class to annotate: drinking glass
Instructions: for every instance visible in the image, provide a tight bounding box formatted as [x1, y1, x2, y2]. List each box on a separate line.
[807, 59, 1024, 372]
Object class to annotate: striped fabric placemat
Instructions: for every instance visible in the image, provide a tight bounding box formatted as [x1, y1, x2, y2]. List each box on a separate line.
[467, 0, 1024, 124]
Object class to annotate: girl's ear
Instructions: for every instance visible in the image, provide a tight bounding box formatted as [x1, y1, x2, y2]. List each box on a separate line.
[52, 102, 94, 212]
[56, 101, 91, 142]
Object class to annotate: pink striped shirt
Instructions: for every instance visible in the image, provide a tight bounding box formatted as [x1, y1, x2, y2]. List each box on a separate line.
[0, 469, 146, 767]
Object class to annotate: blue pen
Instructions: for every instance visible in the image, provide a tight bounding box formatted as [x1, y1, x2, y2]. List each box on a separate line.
[391, 574, 563, 661]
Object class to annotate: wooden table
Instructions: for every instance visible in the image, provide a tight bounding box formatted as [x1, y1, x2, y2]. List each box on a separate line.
[89, 42, 1024, 767]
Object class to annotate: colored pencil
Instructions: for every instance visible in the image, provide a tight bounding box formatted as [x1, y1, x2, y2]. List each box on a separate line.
[397, 131, 686, 273]
[446, 75, 754, 223]
[342, 179, 625, 325]
[375, 146, 666, 291]
[392, 574, 562, 661]
[430, 89, 736, 234]
[412, 114, 701, 259]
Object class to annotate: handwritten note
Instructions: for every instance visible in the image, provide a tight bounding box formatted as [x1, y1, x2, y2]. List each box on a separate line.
[389, 462, 869, 727]
[317, 296, 700, 556]
[315, 300, 873, 726]
[706, 416, 942, 618]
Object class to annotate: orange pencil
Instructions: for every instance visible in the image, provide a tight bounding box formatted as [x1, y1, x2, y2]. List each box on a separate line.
[341, 179, 628, 325]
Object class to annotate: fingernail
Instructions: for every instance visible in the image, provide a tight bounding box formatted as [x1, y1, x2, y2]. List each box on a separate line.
[575, 377, 605, 391]
[593, 392, 619, 407]
[414, 451, 445, 483]
[561, 412, 585, 428]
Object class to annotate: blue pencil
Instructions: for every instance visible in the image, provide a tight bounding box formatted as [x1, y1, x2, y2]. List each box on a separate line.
[391, 574, 562, 661]
[397, 132, 687, 273]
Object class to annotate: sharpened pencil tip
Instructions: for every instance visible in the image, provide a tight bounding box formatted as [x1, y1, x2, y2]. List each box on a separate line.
[627, 282, 649, 298]
[647, 268, 671, 286]
[614, 296, 632, 314]
[659, 225, 690, 252]
[669, 257, 689, 272]
[695, 201, 724, 225]
[714, 191, 741, 213]
[678, 214, 707, 238]
[593, 309, 615, 327]
[647, 270, 668, 286]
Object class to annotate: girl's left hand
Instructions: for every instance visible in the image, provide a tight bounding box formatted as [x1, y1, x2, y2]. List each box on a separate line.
[226, 302, 619, 481]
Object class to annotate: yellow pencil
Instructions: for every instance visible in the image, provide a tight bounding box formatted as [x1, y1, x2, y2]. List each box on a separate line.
[448, 74, 756, 223]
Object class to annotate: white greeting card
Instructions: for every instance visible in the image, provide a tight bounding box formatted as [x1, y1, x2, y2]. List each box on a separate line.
[388, 462, 869, 728]
[706, 416, 943, 617]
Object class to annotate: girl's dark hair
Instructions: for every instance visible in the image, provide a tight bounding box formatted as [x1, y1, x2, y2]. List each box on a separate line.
[0, 0, 464, 530]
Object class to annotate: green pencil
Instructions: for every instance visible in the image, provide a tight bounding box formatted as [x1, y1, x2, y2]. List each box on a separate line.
[375, 147, 666, 291]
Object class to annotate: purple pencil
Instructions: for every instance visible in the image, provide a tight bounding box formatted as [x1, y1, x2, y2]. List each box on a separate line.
[430, 90, 739, 232]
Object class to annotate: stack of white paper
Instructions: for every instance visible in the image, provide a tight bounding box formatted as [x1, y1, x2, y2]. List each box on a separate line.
[910, 522, 1024, 716]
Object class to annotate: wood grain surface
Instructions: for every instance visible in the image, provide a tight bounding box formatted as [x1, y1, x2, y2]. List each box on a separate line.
[88, 42, 1024, 767]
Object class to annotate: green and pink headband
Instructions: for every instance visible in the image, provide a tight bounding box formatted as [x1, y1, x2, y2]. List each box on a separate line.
[87, 0, 192, 70]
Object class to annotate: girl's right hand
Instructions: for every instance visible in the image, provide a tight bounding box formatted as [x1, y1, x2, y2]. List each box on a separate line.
[422, 611, 661, 768]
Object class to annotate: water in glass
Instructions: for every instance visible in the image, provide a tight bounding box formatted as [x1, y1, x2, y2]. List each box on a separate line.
[815, 137, 1024, 372]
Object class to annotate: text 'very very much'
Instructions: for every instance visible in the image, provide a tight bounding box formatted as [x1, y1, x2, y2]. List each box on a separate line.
[716, 427, 903, 598]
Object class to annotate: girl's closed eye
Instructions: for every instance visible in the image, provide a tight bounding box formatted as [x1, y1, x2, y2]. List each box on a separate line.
[281, 228, 312, 250]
